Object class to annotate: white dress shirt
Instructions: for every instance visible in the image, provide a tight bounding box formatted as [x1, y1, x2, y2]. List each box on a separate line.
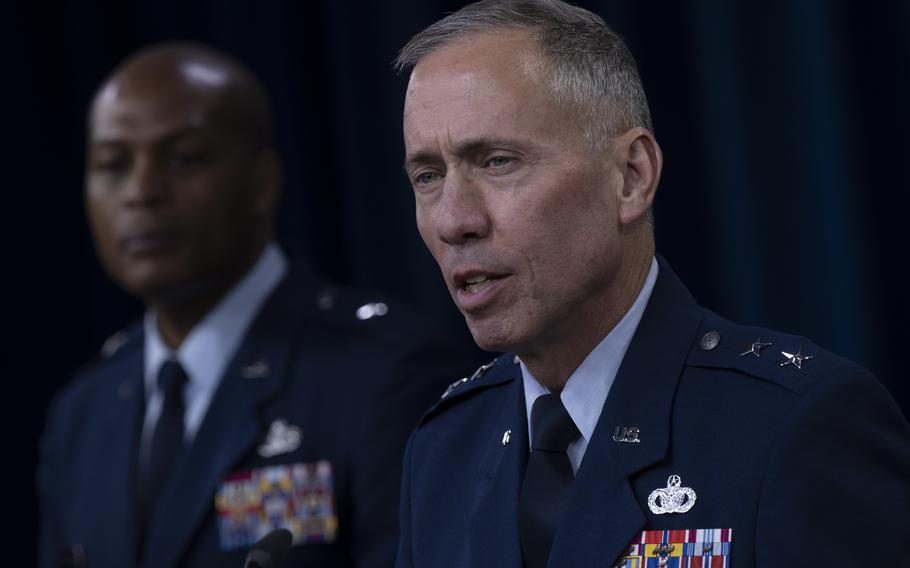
[140, 243, 288, 461]
[521, 257, 658, 473]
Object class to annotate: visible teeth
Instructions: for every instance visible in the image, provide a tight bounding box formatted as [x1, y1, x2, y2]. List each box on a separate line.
[465, 275, 488, 285]
[465, 278, 494, 293]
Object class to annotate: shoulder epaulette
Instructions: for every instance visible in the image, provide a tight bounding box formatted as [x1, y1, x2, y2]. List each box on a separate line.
[97, 323, 142, 360]
[685, 312, 856, 394]
[440, 359, 498, 399]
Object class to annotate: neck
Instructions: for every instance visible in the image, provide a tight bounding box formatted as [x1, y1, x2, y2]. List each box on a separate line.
[519, 246, 653, 391]
[150, 243, 266, 349]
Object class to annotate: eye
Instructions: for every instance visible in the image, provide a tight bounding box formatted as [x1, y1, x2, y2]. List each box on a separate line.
[170, 150, 211, 170]
[486, 155, 513, 168]
[412, 170, 443, 188]
[91, 154, 130, 176]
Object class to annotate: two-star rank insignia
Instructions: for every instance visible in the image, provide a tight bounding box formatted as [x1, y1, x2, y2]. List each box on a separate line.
[441, 360, 496, 398]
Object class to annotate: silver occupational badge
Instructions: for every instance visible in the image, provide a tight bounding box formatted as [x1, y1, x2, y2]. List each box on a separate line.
[647, 475, 697, 515]
[258, 419, 303, 458]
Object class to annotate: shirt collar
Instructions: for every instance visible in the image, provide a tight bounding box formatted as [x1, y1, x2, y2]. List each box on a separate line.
[521, 257, 659, 442]
[143, 243, 288, 397]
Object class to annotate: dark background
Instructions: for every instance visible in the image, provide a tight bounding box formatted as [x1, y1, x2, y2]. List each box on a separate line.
[8, 0, 909, 563]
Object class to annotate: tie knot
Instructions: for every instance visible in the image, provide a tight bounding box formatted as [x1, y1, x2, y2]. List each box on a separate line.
[157, 359, 188, 395]
[530, 393, 579, 451]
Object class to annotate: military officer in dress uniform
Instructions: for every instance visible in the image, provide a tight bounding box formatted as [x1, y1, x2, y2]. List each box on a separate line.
[37, 42, 462, 568]
[394, 1, 910, 566]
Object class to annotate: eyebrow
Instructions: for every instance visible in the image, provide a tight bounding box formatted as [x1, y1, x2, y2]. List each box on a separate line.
[403, 136, 526, 172]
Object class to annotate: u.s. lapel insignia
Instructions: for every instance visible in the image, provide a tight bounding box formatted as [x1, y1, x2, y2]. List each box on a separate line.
[648, 475, 697, 514]
[613, 426, 641, 443]
[258, 419, 302, 458]
[242, 360, 271, 379]
[780, 348, 813, 369]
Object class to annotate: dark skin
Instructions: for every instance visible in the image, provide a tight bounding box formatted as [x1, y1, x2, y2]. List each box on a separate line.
[85, 43, 282, 348]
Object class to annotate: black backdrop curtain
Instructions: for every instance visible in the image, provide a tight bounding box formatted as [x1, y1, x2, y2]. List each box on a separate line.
[7, 0, 909, 563]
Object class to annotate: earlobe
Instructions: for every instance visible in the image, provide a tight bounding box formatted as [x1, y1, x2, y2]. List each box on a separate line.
[616, 128, 662, 225]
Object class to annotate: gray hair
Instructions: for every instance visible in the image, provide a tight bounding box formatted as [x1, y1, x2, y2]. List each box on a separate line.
[394, 0, 653, 150]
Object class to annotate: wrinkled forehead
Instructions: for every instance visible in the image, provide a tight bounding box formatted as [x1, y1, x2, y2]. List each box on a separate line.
[402, 31, 582, 153]
[406, 30, 545, 100]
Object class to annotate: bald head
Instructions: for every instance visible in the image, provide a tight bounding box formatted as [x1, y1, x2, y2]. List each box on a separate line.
[90, 42, 274, 149]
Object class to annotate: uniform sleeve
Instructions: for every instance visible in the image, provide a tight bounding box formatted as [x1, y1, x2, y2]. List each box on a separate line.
[755, 366, 910, 564]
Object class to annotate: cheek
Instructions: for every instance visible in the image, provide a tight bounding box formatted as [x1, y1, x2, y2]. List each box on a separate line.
[85, 193, 120, 257]
[516, 176, 614, 276]
[415, 204, 439, 253]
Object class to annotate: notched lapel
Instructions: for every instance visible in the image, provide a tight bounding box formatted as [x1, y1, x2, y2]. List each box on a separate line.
[141, 279, 303, 568]
[550, 261, 704, 567]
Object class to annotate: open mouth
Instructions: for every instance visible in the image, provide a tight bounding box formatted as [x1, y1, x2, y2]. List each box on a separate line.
[462, 274, 500, 293]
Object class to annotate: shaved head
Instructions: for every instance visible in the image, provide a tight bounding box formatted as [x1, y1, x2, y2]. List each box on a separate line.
[90, 41, 274, 149]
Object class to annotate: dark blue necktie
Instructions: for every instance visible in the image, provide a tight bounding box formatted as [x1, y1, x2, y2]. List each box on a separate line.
[138, 359, 188, 538]
[518, 393, 580, 568]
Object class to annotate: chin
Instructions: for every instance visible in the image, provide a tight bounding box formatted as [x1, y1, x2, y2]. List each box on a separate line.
[117, 266, 194, 304]
[466, 321, 520, 354]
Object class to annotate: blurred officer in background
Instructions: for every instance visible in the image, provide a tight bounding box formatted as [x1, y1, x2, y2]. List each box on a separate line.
[38, 41, 460, 568]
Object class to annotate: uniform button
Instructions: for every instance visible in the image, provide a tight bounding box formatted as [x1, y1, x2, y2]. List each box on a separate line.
[701, 331, 721, 351]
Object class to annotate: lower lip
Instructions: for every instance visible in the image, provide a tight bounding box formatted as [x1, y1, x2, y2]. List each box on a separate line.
[455, 276, 508, 312]
[122, 234, 175, 256]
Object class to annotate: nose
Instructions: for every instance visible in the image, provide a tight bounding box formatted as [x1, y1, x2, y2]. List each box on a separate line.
[122, 155, 168, 208]
[435, 171, 491, 246]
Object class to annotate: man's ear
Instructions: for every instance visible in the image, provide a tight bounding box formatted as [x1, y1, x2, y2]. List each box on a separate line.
[252, 148, 283, 217]
[613, 127, 662, 225]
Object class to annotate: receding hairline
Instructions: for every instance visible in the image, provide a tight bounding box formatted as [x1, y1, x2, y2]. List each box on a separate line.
[394, 0, 654, 144]
[397, 21, 546, 75]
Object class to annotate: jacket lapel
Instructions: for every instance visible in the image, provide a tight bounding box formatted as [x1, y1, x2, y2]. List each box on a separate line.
[550, 259, 704, 566]
[467, 361, 527, 568]
[141, 269, 315, 568]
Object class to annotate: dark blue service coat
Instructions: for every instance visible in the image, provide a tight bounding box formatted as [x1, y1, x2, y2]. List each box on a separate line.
[38, 265, 464, 568]
[397, 260, 910, 567]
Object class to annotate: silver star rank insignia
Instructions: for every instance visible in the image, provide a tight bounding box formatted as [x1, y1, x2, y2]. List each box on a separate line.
[780, 348, 813, 369]
[740, 338, 772, 357]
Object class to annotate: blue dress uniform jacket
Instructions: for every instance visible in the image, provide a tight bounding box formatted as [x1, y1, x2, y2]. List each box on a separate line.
[396, 260, 910, 567]
[38, 265, 463, 568]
